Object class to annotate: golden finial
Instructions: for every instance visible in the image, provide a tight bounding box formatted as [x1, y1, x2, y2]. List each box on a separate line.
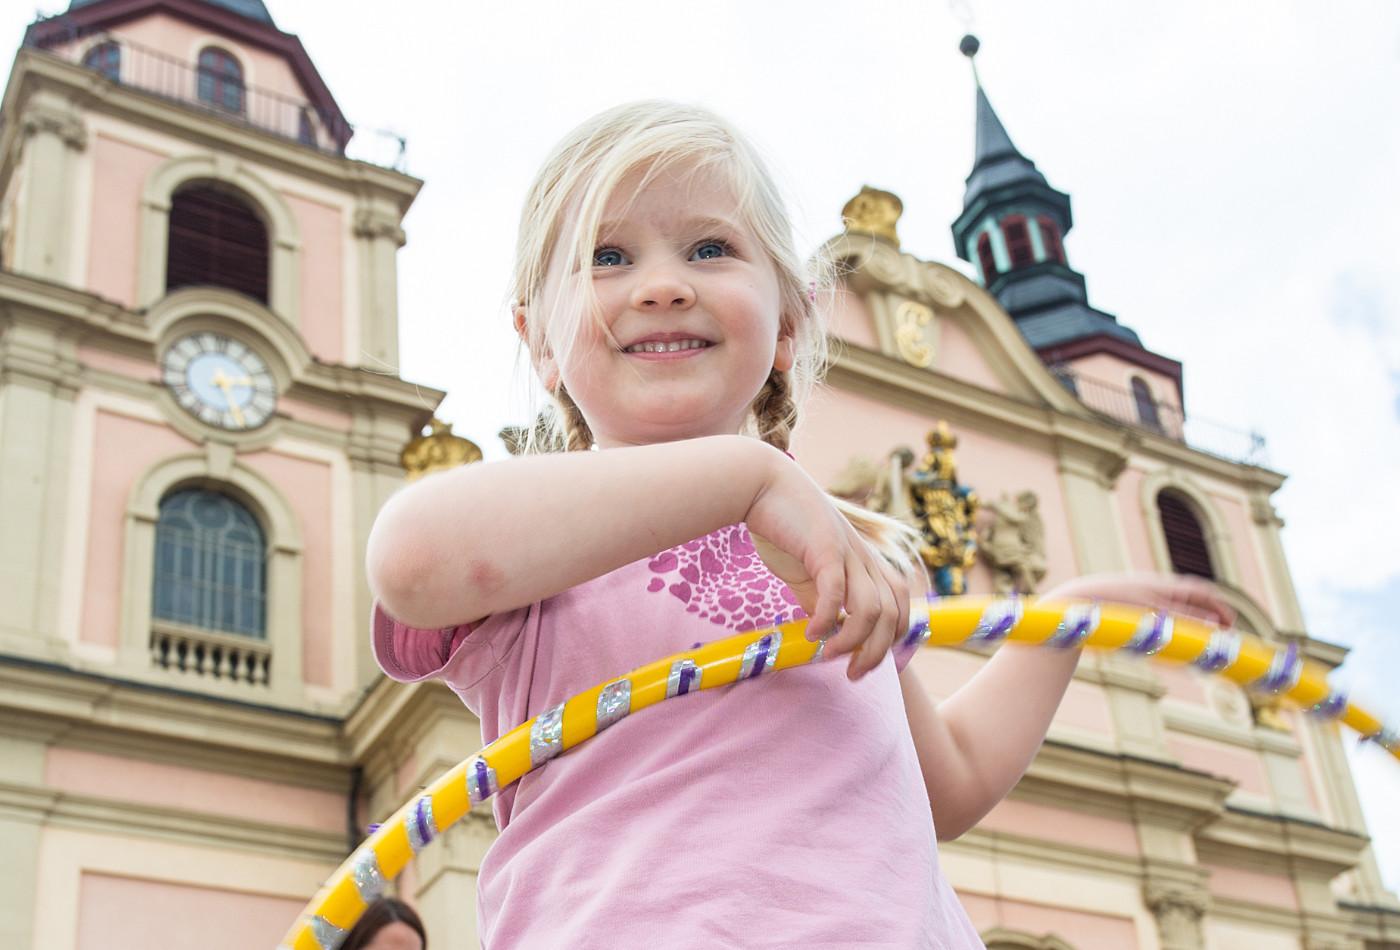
[400, 417, 483, 481]
[841, 185, 903, 247]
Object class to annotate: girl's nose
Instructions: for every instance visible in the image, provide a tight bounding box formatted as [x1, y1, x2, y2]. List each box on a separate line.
[630, 265, 695, 312]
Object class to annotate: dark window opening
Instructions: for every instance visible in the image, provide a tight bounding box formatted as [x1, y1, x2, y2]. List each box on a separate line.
[1036, 215, 1065, 264]
[197, 47, 245, 114]
[165, 185, 270, 303]
[976, 232, 998, 283]
[82, 41, 121, 82]
[154, 489, 267, 638]
[1157, 491, 1215, 579]
[297, 108, 317, 147]
[1132, 376, 1162, 431]
[1000, 215, 1034, 268]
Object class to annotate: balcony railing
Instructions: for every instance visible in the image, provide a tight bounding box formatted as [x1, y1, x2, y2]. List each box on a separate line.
[1052, 367, 1268, 467]
[25, 28, 405, 168]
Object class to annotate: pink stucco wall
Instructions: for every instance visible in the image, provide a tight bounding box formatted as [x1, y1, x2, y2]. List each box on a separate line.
[960, 892, 1139, 950]
[1066, 352, 1182, 415]
[241, 449, 334, 687]
[46, 746, 343, 833]
[81, 412, 196, 647]
[1114, 466, 1159, 573]
[978, 797, 1140, 856]
[828, 287, 877, 349]
[78, 345, 160, 385]
[87, 134, 165, 307]
[909, 647, 1115, 738]
[1165, 733, 1271, 797]
[795, 386, 1082, 586]
[286, 193, 344, 363]
[932, 314, 1007, 393]
[76, 872, 306, 950]
[1200, 861, 1300, 911]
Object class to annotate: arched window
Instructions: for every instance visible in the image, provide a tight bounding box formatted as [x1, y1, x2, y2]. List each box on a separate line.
[82, 41, 121, 82]
[1036, 215, 1065, 264]
[1131, 376, 1162, 431]
[165, 185, 270, 303]
[1157, 490, 1215, 579]
[1000, 214, 1034, 268]
[197, 47, 245, 114]
[153, 489, 267, 637]
[976, 231, 999, 283]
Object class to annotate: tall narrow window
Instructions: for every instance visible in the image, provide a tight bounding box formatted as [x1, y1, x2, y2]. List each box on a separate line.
[197, 47, 245, 114]
[976, 232, 998, 283]
[153, 489, 267, 637]
[1000, 215, 1034, 268]
[1132, 376, 1162, 431]
[1157, 490, 1215, 579]
[1036, 215, 1065, 264]
[82, 41, 121, 82]
[165, 185, 269, 303]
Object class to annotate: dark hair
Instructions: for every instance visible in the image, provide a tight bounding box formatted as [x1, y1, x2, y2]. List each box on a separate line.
[339, 897, 427, 950]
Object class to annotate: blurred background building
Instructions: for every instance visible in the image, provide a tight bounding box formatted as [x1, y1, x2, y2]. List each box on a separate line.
[0, 1, 1395, 947]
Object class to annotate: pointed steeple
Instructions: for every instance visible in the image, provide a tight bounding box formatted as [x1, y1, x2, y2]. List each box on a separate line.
[951, 34, 1141, 353]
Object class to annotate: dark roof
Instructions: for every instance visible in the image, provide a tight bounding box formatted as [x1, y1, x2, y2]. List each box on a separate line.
[71, 0, 275, 25]
[1015, 304, 1142, 350]
[964, 86, 1048, 205]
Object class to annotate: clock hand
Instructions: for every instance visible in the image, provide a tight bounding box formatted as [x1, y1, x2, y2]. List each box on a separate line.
[210, 369, 246, 427]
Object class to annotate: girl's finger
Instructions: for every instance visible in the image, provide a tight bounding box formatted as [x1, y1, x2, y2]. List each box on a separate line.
[807, 560, 846, 642]
[826, 557, 879, 660]
[852, 563, 900, 679]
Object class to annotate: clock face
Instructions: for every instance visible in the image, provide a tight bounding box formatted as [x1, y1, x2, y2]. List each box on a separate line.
[161, 332, 277, 430]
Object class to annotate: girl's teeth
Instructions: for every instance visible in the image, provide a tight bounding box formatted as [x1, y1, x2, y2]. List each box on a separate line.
[627, 340, 707, 353]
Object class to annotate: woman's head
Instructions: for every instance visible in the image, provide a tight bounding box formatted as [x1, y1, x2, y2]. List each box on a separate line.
[339, 897, 426, 950]
[511, 100, 831, 451]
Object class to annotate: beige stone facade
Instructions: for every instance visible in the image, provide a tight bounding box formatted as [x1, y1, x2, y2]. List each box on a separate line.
[0, 3, 1397, 949]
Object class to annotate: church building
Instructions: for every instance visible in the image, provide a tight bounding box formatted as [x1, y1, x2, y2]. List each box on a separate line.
[0, 2, 1394, 948]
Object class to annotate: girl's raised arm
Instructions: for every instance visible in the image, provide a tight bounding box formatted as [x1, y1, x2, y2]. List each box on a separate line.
[367, 434, 900, 669]
[367, 435, 775, 629]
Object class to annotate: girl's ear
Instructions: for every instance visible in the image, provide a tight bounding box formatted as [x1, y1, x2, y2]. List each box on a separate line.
[514, 305, 560, 391]
[773, 332, 796, 374]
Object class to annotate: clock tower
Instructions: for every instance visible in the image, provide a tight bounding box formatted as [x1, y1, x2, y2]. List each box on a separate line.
[0, 2, 446, 946]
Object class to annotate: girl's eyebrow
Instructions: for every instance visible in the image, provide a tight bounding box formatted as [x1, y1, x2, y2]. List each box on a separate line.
[596, 214, 744, 240]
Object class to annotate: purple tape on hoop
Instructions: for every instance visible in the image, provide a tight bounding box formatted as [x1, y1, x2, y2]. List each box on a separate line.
[1253, 641, 1301, 694]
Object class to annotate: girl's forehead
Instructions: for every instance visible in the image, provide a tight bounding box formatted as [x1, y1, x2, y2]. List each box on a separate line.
[600, 162, 743, 230]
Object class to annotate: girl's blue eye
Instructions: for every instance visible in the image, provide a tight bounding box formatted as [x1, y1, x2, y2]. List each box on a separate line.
[594, 248, 627, 267]
[691, 241, 730, 261]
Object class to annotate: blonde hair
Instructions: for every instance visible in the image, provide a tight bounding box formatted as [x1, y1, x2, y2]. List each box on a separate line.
[511, 100, 920, 572]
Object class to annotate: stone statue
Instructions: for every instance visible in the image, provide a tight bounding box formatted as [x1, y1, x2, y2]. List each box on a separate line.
[980, 490, 1047, 595]
[828, 446, 916, 522]
[906, 422, 979, 595]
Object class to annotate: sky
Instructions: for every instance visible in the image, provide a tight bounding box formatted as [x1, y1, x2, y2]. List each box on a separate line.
[6, 0, 1398, 892]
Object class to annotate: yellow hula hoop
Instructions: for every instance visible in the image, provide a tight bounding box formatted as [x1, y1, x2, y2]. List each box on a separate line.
[280, 596, 1398, 950]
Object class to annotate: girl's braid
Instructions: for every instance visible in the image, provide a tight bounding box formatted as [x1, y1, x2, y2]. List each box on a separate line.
[750, 368, 797, 452]
[555, 385, 595, 452]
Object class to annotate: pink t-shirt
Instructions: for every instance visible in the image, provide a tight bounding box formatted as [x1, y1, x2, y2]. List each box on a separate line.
[373, 523, 984, 949]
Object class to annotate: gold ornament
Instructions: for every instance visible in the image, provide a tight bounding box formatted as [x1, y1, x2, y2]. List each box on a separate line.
[400, 418, 482, 481]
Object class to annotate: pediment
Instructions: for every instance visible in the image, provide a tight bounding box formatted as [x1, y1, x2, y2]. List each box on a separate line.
[823, 231, 1083, 416]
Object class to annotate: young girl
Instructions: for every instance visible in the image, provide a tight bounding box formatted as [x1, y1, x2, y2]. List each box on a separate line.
[366, 101, 1233, 948]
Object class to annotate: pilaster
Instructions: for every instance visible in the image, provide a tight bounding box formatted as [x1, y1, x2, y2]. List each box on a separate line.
[10, 88, 86, 284]
[353, 201, 407, 373]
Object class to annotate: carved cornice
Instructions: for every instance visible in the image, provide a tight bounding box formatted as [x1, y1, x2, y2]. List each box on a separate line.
[353, 208, 408, 247]
[19, 100, 87, 151]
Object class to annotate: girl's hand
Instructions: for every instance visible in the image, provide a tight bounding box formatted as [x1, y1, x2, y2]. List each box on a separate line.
[1038, 572, 1236, 629]
[746, 453, 909, 680]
